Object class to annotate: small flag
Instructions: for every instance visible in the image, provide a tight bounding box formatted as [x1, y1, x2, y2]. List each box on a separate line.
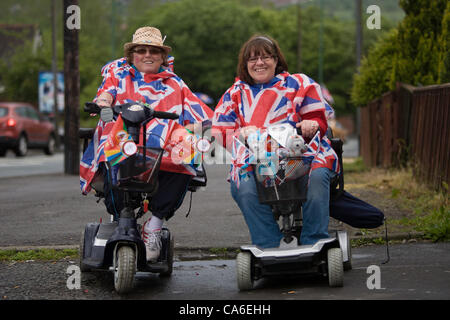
[104, 114, 137, 166]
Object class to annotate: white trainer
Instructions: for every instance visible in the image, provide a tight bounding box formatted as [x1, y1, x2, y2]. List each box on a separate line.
[143, 228, 162, 262]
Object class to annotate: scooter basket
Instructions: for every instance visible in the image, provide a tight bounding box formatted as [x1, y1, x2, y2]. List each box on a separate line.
[113, 146, 163, 194]
[253, 158, 310, 205]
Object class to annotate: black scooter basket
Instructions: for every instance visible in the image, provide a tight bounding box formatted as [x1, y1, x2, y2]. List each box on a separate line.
[253, 158, 310, 205]
[113, 146, 163, 194]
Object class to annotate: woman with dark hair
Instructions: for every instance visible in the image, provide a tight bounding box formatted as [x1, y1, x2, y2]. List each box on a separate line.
[80, 27, 213, 262]
[212, 34, 340, 248]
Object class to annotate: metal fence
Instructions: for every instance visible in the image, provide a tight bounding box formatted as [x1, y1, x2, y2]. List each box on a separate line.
[360, 82, 450, 190]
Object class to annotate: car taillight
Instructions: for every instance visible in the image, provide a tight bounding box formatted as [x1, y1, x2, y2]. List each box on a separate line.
[7, 118, 16, 127]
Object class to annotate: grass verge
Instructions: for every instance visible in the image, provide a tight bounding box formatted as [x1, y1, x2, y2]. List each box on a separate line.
[345, 158, 449, 242]
[0, 249, 79, 262]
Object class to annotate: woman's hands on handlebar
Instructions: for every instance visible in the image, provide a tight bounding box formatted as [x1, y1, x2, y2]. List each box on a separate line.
[296, 120, 319, 139]
[92, 93, 113, 116]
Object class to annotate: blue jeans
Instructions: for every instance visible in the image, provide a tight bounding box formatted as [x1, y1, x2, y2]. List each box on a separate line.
[231, 167, 334, 248]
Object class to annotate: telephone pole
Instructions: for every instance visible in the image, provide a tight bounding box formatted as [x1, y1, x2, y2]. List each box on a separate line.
[355, 0, 363, 157]
[356, 0, 363, 69]
[63, 0, 80, 174]
[318, 0, 324, 84]
[51, 0, 60, 150]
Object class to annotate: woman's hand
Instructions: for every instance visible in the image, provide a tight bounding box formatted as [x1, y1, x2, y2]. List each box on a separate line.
[96, 93, 113, 108]
[93, 94, 113, 117]
[296, 120, 319, 139]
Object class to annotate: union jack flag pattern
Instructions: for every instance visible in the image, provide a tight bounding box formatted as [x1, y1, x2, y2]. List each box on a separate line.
[230, 136, 255, 188]
[212, 72, 340, 186]
[80, 57, 213, 195]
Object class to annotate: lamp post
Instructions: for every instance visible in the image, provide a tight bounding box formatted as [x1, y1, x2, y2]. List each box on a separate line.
[51, 0, 60, 150]
[318, 0, 324, 84]
[296, 0, 315, 72]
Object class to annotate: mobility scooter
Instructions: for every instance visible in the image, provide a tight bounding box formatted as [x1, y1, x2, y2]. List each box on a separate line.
[236, 124, 351, 290]
[79, 101, 182, 294]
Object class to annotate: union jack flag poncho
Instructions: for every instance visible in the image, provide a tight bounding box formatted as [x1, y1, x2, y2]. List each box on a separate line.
[80, 57, 213, 195]
[212, 71, 340, 186]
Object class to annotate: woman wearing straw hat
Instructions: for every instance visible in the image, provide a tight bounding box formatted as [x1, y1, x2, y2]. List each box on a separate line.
[212, 35, 340, 248]
[81, 27, 213, 262]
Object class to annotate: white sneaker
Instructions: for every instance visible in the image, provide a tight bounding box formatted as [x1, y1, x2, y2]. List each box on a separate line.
[143, 228, 162, 262]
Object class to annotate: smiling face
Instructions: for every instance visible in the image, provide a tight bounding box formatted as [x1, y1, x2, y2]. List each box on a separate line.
[247, 50, 277, 85]
[131, 45, 164, 74]
[237, 35, 288, 85]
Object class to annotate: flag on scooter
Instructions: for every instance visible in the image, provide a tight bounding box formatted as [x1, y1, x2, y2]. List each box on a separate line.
[301, 131, 321, 165]
[104, 114, 137, 166]
[145, 119, 202, 170]
[230, 136, 256, 188]
[301, 131, 340, 174]
[166, 122, 202, 167]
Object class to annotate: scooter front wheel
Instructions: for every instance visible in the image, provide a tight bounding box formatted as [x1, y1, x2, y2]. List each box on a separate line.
[327, 247, 344, 287]
[236, 252, 254, 291]
[114, 245, 136, 294]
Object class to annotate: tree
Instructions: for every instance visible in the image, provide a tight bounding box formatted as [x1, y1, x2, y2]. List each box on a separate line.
[0, 0, 403, 123]
[351, 0, 450, 106]
[351, 29, 398, 106]
[0, 39, 51, 105]
[438, 1, 450, 83]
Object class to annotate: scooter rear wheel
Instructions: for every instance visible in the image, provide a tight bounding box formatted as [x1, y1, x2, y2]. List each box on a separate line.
[236, 252, 254, 291]
[114, 246, 136, 294]
[327, 247, 344, 287]
[159, 234, 174, 277]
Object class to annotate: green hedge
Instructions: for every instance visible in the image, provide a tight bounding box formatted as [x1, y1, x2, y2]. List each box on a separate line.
[351, 0, 450, 106]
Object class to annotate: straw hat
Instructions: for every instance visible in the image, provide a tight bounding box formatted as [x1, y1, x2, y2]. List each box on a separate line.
[124, 27, 171, 54]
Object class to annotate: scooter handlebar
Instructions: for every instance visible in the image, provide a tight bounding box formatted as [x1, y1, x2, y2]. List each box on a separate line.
[84, 102, 101, 114]
[152, 110, 179, 120]
[83, 102, 179, 121]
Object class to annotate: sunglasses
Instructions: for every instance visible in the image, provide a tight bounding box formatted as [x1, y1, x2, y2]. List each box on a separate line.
[133, 47, 163, 55]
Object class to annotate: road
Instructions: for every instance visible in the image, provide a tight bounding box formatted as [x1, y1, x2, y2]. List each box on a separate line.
[0, 150, 64, 178]
[1, 242, 449, 301]
[1, 141, 450, 301]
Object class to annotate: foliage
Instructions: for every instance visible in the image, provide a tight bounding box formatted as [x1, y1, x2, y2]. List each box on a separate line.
[438, 1, 450, 83]
[413, 205, 450, 242]
[0, 40, 51, 106]
[0, 0, 404, 124]
[350, 29, 398, 106]
[351, 0, 450, 106]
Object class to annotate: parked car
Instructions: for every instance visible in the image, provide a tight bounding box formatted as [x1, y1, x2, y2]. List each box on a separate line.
[0, 102, 56, 157]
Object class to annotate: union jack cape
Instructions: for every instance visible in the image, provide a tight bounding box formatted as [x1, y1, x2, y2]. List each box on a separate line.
[80, 56, 213, 195]
[212, 72, 340, 185]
